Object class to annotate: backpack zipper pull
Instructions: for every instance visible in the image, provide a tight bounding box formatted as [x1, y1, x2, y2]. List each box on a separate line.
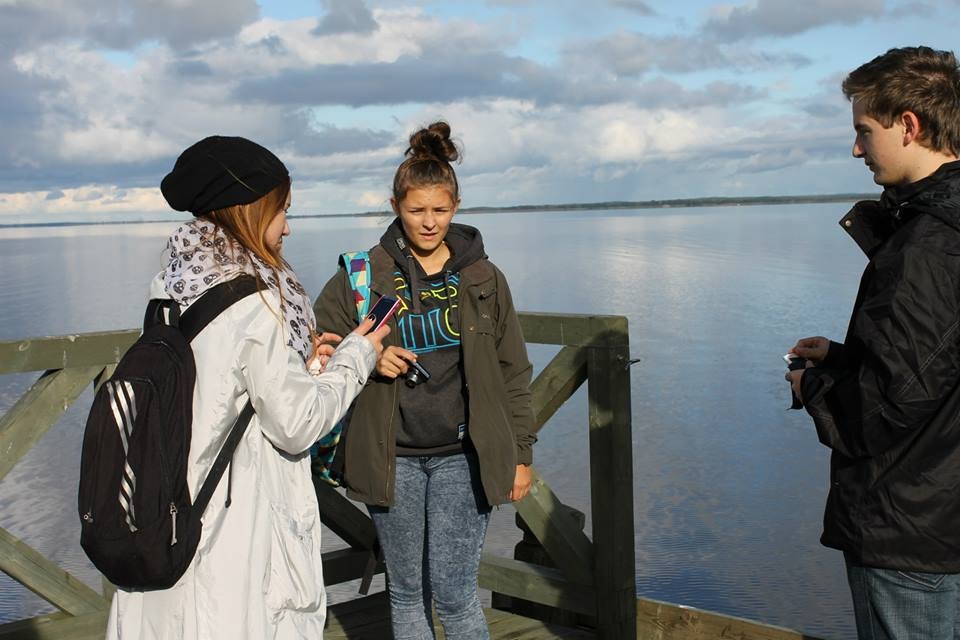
[169, 503, 178, 546]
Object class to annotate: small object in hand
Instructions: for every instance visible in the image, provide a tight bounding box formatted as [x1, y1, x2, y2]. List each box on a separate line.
[783, 353, 808, 370]
[404, 359, 431, 388]
[307, 332, 328, 376]
[783, 354, 807, 409]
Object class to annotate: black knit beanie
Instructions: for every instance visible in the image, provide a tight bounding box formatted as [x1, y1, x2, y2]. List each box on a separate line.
[160, 136, 289, 215]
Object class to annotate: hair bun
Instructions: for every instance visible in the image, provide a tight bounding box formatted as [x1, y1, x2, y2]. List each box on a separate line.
[406, 121, 459, 163]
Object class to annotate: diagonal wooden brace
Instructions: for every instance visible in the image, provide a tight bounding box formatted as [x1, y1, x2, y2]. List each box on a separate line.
[0, 365, 104, 483]
[530, 345, 587, 434]
[513, 468, 595, 586]
[0, 527, 109, 616]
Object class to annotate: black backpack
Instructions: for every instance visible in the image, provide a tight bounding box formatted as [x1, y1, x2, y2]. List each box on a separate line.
[79, 275, 259, 590]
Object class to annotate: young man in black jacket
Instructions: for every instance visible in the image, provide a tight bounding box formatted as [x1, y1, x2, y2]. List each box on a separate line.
[788, 46, 960, 640]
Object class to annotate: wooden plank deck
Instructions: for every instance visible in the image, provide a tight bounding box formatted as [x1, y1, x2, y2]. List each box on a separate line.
[324, 592, 595, 639]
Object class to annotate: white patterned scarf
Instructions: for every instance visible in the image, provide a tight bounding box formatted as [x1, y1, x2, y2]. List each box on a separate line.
[161, 218, 315, 362]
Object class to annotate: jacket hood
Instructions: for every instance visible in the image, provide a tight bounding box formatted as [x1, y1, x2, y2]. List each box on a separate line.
[379, 218, 487, 275]
[883, 159, 960, 232]
[379, 218, 487, 313]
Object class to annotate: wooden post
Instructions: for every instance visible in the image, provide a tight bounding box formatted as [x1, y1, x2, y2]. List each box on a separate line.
[586, 317, 637, 639]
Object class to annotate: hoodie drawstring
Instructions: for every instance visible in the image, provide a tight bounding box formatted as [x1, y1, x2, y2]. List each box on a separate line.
[406, 254, 422, 313]
[443, 270, 460, 334]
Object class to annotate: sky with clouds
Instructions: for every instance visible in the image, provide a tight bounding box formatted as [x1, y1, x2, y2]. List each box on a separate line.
[1, 0, 958, 222]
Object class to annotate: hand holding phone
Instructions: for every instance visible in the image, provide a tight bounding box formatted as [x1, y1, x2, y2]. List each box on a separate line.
[365, 296, 401, 334]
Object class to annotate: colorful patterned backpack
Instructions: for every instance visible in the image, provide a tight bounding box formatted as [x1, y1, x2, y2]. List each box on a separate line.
[311, 250, 372, 486]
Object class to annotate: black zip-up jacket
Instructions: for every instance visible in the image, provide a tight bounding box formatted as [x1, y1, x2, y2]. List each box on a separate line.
[801, 160, 960, 572]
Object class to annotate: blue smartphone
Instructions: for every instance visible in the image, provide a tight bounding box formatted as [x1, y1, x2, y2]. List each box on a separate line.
[365, 296, 401, 333]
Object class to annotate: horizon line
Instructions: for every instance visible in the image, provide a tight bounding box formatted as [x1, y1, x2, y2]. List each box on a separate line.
[0, 192, 878, 230]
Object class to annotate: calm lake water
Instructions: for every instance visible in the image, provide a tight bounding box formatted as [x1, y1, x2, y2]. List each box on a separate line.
[0, 204, 868, 638]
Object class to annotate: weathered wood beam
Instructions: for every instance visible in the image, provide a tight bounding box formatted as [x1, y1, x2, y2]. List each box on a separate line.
[0, 331, 139, 375]
[0, 365, 103, 483]
[530, 345, 587, 433]
[518, 314, 629, 348]
[0, 528, 110, 616]
[586, 328, 637, 640]
[322, 547, 384, 587]
[636, 597, 825, 640]
[312, 478, 377, 550]
[513, 469, 594, 586]
[0, 312, 619, 377]
[324, 591, 392, 639]
[0, 610, 108, 640]
[478, 553, 596, 617]
[483, 608, 597, 640]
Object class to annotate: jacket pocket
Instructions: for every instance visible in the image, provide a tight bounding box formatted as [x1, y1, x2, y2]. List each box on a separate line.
[475, 287, 498, 335]
[264, 502, 323, 613]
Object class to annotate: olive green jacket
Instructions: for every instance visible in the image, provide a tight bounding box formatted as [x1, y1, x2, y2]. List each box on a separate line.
[314, 245, 535, 507]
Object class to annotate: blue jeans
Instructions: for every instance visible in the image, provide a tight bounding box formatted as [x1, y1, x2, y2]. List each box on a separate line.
[369, 453, 492, 640]
[846, 554, 960, 639]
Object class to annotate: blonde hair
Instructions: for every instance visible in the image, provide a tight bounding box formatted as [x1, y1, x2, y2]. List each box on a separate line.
[200, 179, 292, 326]
[203, 178, 291, 269]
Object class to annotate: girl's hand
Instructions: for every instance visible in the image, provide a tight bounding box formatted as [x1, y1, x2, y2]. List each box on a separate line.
[352, 317, 389, 359]
[376, 345, 417, 379]
[509, 464, 533, 502]
[307, 331, 342, 375]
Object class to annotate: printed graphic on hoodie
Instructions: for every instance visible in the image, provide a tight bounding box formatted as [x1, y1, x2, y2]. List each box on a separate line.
[393, 270, 460, 354]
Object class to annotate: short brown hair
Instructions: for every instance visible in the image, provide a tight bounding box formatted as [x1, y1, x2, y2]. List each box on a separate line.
[202, 178, 290, 269]
[392, 121, 461, 204]
[843, 46, 960, 155]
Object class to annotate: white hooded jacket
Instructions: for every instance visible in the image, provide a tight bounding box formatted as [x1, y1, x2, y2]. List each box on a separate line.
[106, 274, 375, 639]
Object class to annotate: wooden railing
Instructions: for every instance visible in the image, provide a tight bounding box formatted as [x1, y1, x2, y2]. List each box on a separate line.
[0, 313, 636, 639]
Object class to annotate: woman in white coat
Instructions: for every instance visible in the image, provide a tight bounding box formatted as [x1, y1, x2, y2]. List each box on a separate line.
[106, 136, 387, 639]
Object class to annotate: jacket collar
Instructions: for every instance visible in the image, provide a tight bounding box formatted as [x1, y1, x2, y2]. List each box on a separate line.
[368, 244, 495, 293]
[838, 200, 898, 258]
[839, 160, 960, 257]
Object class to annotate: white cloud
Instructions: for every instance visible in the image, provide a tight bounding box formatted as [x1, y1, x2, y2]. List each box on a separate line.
[0, 186, 167, 218]
[2, 0, 951, 220]
[704, 0, 884, 41]
[357, 191, 388, 208]
[313, 0, 379, 36]
[0, 0, 259, 53]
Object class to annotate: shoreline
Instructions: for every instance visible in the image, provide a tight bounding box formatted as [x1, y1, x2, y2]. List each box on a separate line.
[0, 192, 877, 230]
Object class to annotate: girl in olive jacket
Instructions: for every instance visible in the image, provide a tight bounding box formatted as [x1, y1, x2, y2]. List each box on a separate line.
[314, 122, 535, 640]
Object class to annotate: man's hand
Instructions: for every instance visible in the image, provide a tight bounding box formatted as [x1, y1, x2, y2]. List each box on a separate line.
[509, 464, 532, 502]
[786, 368, 805, 404]
[790, 336, 830, 364]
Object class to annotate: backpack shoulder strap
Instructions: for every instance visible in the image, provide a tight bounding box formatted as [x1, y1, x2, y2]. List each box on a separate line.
[179, 275, 260, 342]
[191, 400, 254, 518]
[338, 251, 372, 322]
